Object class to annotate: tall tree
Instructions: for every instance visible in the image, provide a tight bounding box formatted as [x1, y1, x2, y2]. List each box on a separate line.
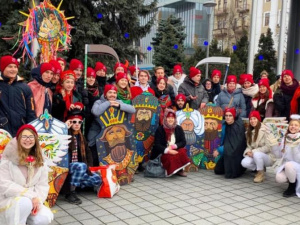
[253, 28, 277, 83]
[233, 30, 249, 69]
[152, 15, 186, 75]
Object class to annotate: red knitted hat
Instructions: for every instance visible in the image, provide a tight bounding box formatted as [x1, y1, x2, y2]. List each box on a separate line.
[224, 107, 236, 118]
[40, 63, 55, 75]
[166, 111, 176, 118]
[60, 70, 76, 83]
[69, 59, 83, 71]
[116, 72, 129, 84]
[189, 67, 201, 78]
[128, 65, 139, 75]
[0, 55, 19, 73]
[211, 69, 222, 79]
[57, 57, 67, 66]
[281, 69, 294, 79]
[175, 94, 186, 103]
[226, 75, 237, 84]
[239, 74, 254, 85]
[94, 62, 107, 73]
[258, 78, 270, 89]
[249, 110, 261, 122]
[87, 67, 96, 78]
[114, 62, 127, 74]
[173, 65, 183, 75]
[16, 124, 38, 139]
[104, 84, 118, 97]
[49, 60, 62, 74]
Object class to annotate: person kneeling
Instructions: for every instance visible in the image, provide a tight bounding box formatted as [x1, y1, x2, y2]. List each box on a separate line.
[150, 109, 190, 177]
[64, 103, 102, 204]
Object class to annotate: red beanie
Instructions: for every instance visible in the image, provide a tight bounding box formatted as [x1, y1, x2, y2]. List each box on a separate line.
[175, 94, 186, 103]
[258, 78, 270, 89]
[16, 124, 38, 139]
[94, 62, 107, 73]
[49, 60, 62, 75]
[114, 62, 127, 74]
[87, 67, 96, 78]
[166, 111, 176, 118]
[249, 110, 261, 122]
[226, 75, 237, 84]
[189, 67, 201, 78]
[281, 69, 294, 79]
[69, 59, 83, 71]
[224, 107, 236, 118]
[128, 65, 139, 75]
[156, 77, 168, 86]
[211, 69, 222, 79]
[104, 84, 118, 97]
[57, 57, 67, 66]
[239, 74, 254, 85]
[0, 55, 19, 73]
[173, 65, 183, 75]
[67, 114, 83, 121]
[60, 70, 76, 83]
[116, 72, 129, 84]
[40, 63, 55, 75]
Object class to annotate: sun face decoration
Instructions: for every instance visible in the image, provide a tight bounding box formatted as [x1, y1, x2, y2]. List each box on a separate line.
[17, 0, 74, 63]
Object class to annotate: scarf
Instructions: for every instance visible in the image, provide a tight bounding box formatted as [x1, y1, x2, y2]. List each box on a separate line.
[242, 84, 259, 97]
[162, 109, 177, 142]
[280, 79, 299, 96]
[87, 81, 100, 97]
[71, 130, 88, 164]
[117, 89, 131, 104]
[63, 90, 73, 120]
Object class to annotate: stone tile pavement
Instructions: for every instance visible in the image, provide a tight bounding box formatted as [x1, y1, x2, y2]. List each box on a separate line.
[50, 169, 300, 225]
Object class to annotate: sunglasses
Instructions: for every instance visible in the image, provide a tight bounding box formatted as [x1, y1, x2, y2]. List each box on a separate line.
[72, 120, 83, 124]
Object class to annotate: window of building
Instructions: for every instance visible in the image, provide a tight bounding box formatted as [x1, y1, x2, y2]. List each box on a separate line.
[224, 0, 227, 10]
[265, 0, 271, 2]
[243, 0, 247, 9]
[235, 0, 239, 8]
[223, 20, 227, 28]
[218, 0, 221, 10]
[218, 20, 222, 29]
[277, 10, 281, 26]
[264, 12, 270, 26]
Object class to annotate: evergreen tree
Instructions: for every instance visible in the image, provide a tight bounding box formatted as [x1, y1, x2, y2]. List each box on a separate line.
[184, 46, 206, 76]
[233, 31, 249, 69]
[152, 15, 186, 75]
[253, 28, 277, 83]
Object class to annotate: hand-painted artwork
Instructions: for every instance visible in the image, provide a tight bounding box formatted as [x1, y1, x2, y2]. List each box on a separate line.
[176, 104, 205, 171]
[264, 117, 287, 124]
[200, 103, 223, 170]
[45, 166, 69, 208]
[30, 110, 71, 168]
[0, 129, 12, 161]
[130, 92, 160, 162]
[96, 107, 138, 185]
[158, 95, 172, 125]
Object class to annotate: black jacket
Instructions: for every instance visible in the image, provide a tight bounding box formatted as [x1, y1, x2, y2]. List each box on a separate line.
[0, 75, 36, 136]
[150, 125, 186, 160]
[150, 76, 175, 104]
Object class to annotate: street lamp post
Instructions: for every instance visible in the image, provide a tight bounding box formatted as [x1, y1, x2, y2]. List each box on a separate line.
[203, 1, 217, 79]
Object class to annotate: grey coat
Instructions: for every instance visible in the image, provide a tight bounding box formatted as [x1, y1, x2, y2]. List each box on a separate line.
[178, 77, 209, 109]
[216, 88, 246, 118]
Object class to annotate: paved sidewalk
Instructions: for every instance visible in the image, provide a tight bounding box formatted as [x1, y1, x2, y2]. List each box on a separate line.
[50, 169, 300, 225]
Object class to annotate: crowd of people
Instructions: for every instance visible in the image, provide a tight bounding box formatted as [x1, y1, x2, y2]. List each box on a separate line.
[0, 54, 300, 224]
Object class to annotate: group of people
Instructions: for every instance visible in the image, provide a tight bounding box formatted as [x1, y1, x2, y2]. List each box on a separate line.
[0, 54, 300, 224]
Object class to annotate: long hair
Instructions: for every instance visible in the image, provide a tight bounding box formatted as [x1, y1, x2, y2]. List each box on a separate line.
[17, 129, 44, 168]
[253, 89, 270, 102]
[282, 119, 300, 152]
[116, 82, 132, 99]
[246, 121, 261, 146]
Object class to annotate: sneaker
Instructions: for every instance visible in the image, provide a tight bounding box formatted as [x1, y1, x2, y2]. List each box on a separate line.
[65, 191, 82, 205]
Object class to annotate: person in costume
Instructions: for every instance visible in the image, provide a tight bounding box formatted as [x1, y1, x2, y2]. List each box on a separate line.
[178, 67, 208, 110]
[131, 70, 155, 99]
[173, 94, 187, 111]
[251, 78, 275, 121]
[28, 63, 56, 117]
[239, 74, 258, 117]
[150, 108, 190, 177]
[116, 72, 132, 104]
[64, 104, 102, 204]
[49, 60, 62, 94]
[94, 61, 107, 95]
[216, 75, 246, 118]
[274, 70, 299, 120]
[57, 57, 66, 71]
[52, 70, 84, 122]
[276, 115, 300, 197]
[202, 78, 214, 103]
[0, 124, 53, 224]
[168, 64, 186, 96]
[0, 55, 36, 136]
[214, 108, 246, 178]
[87, 84, 136, 166]
[241, 111, 275, 183]
[211, 69, 222, 99]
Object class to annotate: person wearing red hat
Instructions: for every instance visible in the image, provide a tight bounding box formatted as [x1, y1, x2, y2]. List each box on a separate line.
[28, 63, 56, 117]
[0, 55, 36, 136]
[130, 70, 155, 99]
[0, 124, 53, 224]
[128, 65, 139, 86]
[241, 111, 276, 183]
[168, 64, 186, 96]
[150, 108, 190, 177]
[174, 93, 187, 111]
[94, 61, 107, 94]
[49, 60, 62, 88]
[240, 74, 258, 117]
[214, 107, 246, 178]
[216, 75, 246, 118]
[273, 69, 299, 120]
[57, 57, 66, 71]
[115, 72, 132, 104]
[106, 62, 128, 84]
[211, 69, 222, 98]
[69, 59, 84, 81]
[251, 78, 275, 121]
[178, 67, 208, 110]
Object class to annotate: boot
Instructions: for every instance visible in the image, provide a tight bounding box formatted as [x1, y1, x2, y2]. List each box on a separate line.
[65, 191, 82, 205]
[254, 170, 264, 183]
[283, 182, 296, 197]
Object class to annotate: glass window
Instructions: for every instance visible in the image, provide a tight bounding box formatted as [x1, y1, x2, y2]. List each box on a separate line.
[218, 20, 222, 29]
[224, 0, 227, 10]
[264, 12, 270, 26]
[235, 0, 239, 8]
